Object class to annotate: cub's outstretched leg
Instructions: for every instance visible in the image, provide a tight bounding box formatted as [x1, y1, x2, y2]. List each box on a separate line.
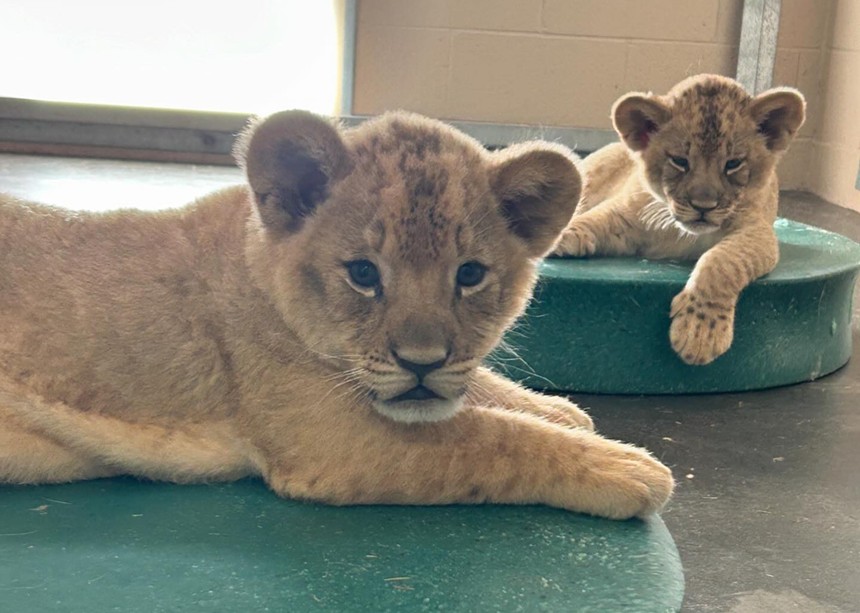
[669, 222, 778, 365]
[254, 402, 672, 520]
[466, 367, 594, 430]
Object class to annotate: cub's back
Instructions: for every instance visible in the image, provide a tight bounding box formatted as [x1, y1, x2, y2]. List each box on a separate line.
[576, 143, 636, 214]
[0, 188, 251, 421]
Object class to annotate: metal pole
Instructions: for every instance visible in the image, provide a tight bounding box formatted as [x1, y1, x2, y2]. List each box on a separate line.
[736, 0, 782, 94]
[340, 0, 358, 117]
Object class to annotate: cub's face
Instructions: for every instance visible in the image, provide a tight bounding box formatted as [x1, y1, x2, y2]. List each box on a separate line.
[613, 74, 805, 234]
[238, 111, 580, 423]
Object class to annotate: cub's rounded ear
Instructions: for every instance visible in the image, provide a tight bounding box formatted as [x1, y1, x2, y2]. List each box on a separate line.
[234, 110, 353, 232]
[490, 143, 581, 258]
[749, 87, 806, 152]
[612, 93, 672, 152]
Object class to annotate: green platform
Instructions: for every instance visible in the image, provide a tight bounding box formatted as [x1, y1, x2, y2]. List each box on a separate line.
[0, 479, 684, 612]
[493, 219, 860, 394]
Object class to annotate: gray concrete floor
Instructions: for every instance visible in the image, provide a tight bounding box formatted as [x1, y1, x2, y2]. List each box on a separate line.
[581, 190, 860, 613]
[1, 154, 858, 612]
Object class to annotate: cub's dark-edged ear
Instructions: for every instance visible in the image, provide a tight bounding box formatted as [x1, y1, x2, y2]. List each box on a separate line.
[234, 110, 353, 232]
[749, 87, 806, 152]
[612, 93, 672, 152]
[491, 143, 581, 258]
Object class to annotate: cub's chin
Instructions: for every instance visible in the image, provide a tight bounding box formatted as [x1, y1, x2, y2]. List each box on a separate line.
[373, 396, 464, 424]
[676, 219, 721, 235]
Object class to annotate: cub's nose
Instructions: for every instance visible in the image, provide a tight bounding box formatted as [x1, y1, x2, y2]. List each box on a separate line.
[689, 199, 719, 212]
[392, 347, 449, 381]
[687, 185, 719, 212]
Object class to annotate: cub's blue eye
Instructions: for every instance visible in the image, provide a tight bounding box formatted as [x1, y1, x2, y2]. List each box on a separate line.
[346, 260, 380, 288]
[724, 158, 744, 172]
[456, 261, 487, 288]
[669, 156, 689, 171]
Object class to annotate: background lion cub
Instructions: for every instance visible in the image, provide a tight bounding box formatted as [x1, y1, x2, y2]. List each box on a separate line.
[0, 110, 672, 519]
[554, 74, 805, 365]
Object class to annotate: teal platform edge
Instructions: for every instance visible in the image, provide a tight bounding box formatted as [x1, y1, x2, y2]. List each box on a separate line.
[0, 479, 684, 612]
[493, 219, 860, 394]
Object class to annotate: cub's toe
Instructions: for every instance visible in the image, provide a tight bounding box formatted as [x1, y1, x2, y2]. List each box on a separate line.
[552, 225, 597, 257]
[669, 289, 734, 365]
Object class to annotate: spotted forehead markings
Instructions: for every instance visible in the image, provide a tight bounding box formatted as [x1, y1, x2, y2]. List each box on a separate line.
[351, 118, 487, 262]
[678, 82, 749, 156]
[390, 120, 443, 161]
[354, 119, 444, 162]
[395, 166, 455, 261]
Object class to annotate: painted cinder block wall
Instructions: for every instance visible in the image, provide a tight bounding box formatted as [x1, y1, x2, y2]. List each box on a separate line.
[351, 0, 859, 212]
[804, 0, 860, 211]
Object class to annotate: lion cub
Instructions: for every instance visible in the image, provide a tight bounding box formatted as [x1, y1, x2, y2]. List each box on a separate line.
[554, 74, 805, 365]
[0, 111, 672, 519]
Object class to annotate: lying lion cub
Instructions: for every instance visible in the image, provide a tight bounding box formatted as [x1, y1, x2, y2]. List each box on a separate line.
[0, 111, 672, 519]
[554, 74, 805, 365]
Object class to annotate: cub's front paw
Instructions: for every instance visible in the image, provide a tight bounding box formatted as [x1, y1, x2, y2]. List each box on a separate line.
[669, 289, 734, 365]
[577, 440, 674, 519]
[552, 223, 597, 257]
[621, 449, 675, 518]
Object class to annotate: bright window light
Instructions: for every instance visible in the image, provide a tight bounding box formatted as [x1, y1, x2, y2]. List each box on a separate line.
[0, 0, 340, 115]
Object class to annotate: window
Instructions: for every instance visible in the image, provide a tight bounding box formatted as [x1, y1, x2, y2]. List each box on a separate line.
[1, 0, 342, 115]
[0, 1, 354, 161]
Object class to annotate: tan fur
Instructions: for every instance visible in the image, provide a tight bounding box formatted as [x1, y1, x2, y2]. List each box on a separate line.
[0, 111, 672, 519]
[554, 74, 806, 365]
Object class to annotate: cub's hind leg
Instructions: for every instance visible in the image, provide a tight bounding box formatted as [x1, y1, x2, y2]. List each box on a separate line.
[0, 406, 116, 484]
[0, 383, 257, 485]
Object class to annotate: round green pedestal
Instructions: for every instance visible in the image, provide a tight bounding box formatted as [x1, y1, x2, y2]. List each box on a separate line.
[0, 479, 684, 612]
[494, 219, 860, 394]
